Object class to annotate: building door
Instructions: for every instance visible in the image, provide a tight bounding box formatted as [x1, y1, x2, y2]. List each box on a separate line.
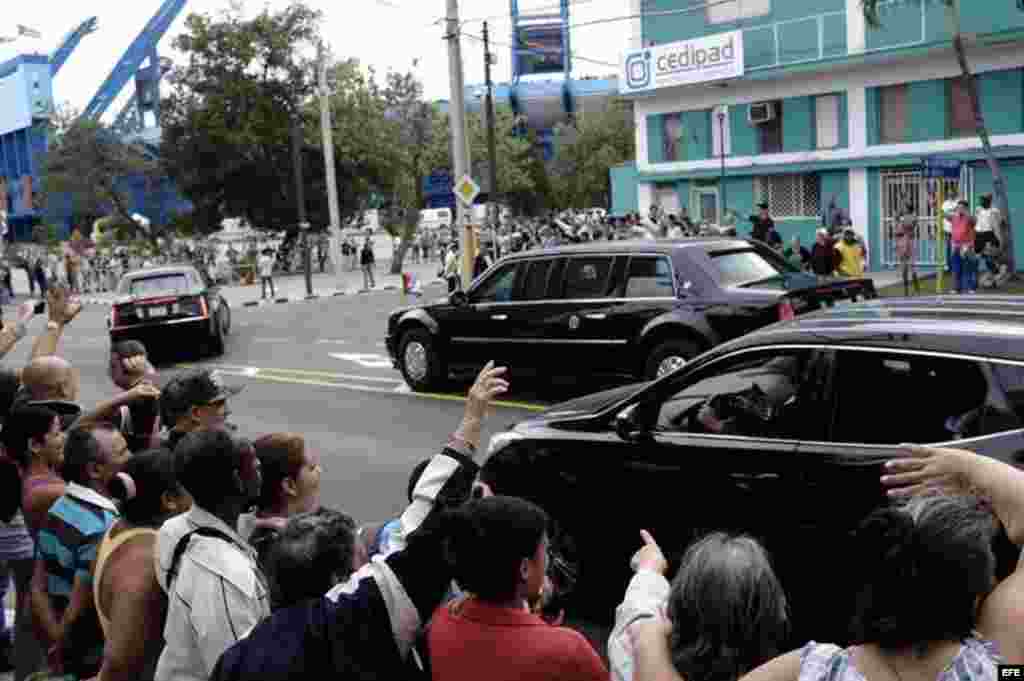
[880, 167, 971, 268]
[692, 188, 719, 225]
[654, 184, 680, 216]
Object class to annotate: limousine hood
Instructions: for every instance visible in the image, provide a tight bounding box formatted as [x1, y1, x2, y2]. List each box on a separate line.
[535, 381, 651, 420]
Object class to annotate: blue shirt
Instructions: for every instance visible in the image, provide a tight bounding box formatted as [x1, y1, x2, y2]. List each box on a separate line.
[37, 482, 118, 601]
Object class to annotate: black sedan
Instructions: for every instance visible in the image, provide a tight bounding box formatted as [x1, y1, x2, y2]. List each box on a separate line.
[386, 238, 875, 392]
[478, 296, 1024, 647]
[108, 265, 231, 357]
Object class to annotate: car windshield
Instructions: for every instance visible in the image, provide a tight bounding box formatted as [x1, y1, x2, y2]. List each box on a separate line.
[121, 274, 191, 296]
[709, 249, 790, 287]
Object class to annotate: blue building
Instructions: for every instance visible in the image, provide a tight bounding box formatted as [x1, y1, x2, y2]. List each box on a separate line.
[612, 0, 1024, 271]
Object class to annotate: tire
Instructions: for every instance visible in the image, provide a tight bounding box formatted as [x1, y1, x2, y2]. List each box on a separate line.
[207, 307, 226, 357]
[398, 328, 445, 392]
[643, 338, 701, 381]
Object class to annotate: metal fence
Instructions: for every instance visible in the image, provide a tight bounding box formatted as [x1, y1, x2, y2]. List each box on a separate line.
[879, 168, 972, 268]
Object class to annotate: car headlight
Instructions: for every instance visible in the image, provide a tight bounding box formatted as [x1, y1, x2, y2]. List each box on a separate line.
[486, 430, 524, 458]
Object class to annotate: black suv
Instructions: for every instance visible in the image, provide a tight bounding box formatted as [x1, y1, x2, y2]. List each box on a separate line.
[385, 238, 875, 391]
[478, 296, 1024, 646]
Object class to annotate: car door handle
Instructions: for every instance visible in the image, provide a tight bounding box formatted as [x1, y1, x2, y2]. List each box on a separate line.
[583, 313, 607, 320]
[491, 314, 508, 320]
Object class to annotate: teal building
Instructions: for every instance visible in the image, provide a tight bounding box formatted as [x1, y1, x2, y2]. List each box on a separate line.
[613, 0, 1024, 271]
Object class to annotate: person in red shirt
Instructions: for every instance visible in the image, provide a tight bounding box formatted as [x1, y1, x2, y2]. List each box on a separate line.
[428, 495, 608, 681]
[947, 199, 978, 294]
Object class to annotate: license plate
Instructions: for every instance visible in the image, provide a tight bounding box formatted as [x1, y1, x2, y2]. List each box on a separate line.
[148, 306, 168, 318]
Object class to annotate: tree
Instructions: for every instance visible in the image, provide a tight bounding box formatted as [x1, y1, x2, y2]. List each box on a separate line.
[862, 0, 1015, 275]
[160, 3, 323, 235]
[549, 101, 635, 210]
[38, 108, 166, 245]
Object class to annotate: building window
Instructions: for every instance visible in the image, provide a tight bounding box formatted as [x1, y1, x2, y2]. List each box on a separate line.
[815, 95, 840, 149]
[663, 113, 683, 162]
[948, 77, 975, 138]
[755, 174, 821, 218]
[757, 100, 783, 154]
[879, 84, 908, 144]
[708, 0, 771, 24]
[711, 105, 731, 157]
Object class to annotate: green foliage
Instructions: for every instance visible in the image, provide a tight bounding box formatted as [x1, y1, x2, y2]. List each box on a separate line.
[37, 109, 166, 243]
[550, 101, 635, 210]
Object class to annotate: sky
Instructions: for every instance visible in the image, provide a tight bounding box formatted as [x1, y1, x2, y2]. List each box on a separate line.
[0, 0, 633, 121]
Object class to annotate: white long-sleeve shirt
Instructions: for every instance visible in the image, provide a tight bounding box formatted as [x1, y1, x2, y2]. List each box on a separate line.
[608, 570, 672, 681]
[154, 506, 271, 681]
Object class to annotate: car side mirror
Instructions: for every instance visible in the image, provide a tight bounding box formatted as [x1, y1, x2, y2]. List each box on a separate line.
[615, 403, 649, 442]
[451, 290, 469, 307]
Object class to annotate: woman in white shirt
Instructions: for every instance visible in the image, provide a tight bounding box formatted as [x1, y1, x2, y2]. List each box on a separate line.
[974, 193, 1001, 262]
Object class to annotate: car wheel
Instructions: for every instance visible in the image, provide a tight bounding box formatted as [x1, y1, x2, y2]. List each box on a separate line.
[398, 328, 445, 391]
[207, 310, 226, 357]
[219, 300, 231, 335]
[644, 338, 700, 381]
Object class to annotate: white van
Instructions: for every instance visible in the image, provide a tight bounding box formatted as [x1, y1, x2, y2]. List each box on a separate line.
[419, 208, 452, 230]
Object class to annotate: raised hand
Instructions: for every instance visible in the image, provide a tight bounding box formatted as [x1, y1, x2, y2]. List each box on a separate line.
[881, 445, 977, 499]
[465, 360, 509, 422]
[630, 529, 668, 575]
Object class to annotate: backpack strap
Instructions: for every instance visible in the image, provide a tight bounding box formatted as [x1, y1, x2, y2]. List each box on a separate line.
[167, 526, 239, 588]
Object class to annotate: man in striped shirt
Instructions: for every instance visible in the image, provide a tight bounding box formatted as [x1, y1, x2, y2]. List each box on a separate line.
[31, 424, 129, 678]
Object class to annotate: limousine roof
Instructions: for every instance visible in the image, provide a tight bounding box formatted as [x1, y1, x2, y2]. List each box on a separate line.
[713, 295, 1024, 364]
[503, 238, 753, 258]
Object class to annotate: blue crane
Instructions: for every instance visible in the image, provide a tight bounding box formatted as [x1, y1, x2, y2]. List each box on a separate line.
[81, 0, 187, 123]
[49, 17, 99, 77]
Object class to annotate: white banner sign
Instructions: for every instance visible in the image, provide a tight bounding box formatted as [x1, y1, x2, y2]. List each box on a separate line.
[620, 31, 744, 95]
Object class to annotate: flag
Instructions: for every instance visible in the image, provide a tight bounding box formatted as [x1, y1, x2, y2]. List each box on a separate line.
[17, 25, 42, 39]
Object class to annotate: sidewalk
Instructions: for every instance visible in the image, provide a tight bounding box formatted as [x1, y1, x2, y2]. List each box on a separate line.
[7, 260, 448, 308]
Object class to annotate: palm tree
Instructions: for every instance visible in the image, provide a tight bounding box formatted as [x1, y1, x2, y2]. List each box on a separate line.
[862, 0, 1015, 276]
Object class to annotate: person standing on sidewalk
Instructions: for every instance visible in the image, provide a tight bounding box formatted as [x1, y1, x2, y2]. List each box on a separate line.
[360, 236, 376, 290]
[258, 249, 276, 301]
[948, 199, 978, 294]
[895, 201, 920, 296]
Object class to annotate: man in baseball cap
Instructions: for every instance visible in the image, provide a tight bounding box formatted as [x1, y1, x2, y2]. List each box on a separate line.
[159, 369, 242, 450]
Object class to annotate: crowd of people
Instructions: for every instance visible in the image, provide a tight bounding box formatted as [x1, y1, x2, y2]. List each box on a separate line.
[0, 280, 1019, 681]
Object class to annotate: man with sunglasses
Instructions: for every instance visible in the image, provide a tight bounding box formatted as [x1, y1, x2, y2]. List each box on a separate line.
[159, 369, 242, 451]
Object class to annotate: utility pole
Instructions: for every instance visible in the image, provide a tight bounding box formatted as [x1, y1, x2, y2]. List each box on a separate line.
[318, 43, 343, 292]
[291, 108, 314, 297]
[445, 0, 473, 290]
[483, 21, 500, 261]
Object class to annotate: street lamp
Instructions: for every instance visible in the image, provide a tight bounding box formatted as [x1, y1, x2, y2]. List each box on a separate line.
[717, 109, 727, 225]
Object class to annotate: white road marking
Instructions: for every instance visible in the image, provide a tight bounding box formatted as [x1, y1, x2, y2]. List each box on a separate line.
[316, 340, 348, 345]
[328, 352, 394, 370]
[252, 338, 293, 343]
[197, 363, 399, 383]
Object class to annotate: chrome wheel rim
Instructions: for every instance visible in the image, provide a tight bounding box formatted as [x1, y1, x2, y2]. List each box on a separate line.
[404, 342, 428, 382]
[657, 356, 687, 377]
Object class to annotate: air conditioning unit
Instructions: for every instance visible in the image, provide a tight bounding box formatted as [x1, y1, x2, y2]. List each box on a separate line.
[748, 102, 776, 125]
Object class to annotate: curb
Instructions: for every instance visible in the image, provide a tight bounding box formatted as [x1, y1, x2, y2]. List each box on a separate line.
[81, 279, 447, 308]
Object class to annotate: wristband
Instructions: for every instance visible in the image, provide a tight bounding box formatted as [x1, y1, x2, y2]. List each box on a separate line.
[448, 433, 477, 455]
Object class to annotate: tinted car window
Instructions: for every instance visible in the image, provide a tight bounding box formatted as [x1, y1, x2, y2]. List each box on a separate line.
[563, 257, 614, 299]
[626, 256, 674, 298]
[987, 362, 1024, 428]
[523, 259, 554, 301]
[472, 262, 520, 303]
[833, 351, 989, 445]
[709, 249, 786, 287]
[121, 274, 190, 296]
[655, 350, 823, 440]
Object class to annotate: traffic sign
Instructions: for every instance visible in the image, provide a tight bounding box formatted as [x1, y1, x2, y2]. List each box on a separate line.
[921, 157, 962, 179]
[454, 175, 481, 207]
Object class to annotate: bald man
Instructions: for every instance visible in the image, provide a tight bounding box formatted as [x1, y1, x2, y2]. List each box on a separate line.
[18, 357, 81, 430]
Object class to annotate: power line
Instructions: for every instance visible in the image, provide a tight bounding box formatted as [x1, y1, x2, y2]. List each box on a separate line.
[460, 0, 604, 27]
[462, 30, 618, 69]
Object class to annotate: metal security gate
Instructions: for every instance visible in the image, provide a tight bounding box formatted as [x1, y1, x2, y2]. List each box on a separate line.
[880, 167, 972, 267]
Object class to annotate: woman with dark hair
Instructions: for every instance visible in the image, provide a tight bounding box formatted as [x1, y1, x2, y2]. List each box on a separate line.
[629, 444, 1022, 681]
[609, 530, 789, 681]
[427, 495, 607, 681]
[3, 405, 66, 537]
[0, 379, 50, 678]
[237, 433, 321, 565]
[90, 449, 191, 681]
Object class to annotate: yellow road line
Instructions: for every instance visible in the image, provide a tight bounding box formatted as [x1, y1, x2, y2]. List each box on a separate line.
[171, 363, 546, 412]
